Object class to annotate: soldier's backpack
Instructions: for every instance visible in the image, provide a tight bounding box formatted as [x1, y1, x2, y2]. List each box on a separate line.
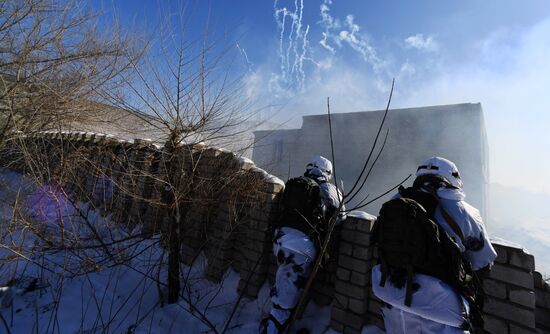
[372, 175, 484, 328]
[278, 176, 324, 237]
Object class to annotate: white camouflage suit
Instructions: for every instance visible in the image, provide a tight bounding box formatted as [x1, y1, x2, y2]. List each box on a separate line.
[263, 156, 344, 334]
[372, 157, 497, 334]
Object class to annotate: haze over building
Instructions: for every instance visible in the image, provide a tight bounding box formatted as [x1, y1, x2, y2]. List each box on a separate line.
[253, 103, 489, 218]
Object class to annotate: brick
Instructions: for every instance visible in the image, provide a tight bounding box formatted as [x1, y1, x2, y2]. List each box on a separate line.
[339, 242, 353, 256]
[264, 181, 284, 193]
[509, 249, 535, 271]
[536, 290, 550, 308]
[509, 288, 535, 308]
[343, 217, 361, 229]
[334, 292, 349, 309]
[350, 272, 368, 286]
[484, 297, 535, 328]
[483, 279, 507, 299]
[534, 271, 545, 289]
[257, 191, 281, 202]
[338, 255, 369, 274]
[331, 306, 364, 330]
[330, 319, 345, 332]
[483, 314, 508, 334]
[508, 324, 537, 333]
[336, 268, 351, 281]
[348, 298, 366, 314]
[331, 306, 347, 323]
[352, 245, 371, 260]
[340, 229, 371, 247]
[490, 264, 534, 289]
[335, 281, 367, 299]
[536, 305, 550, 327]
[493, 244, 508, 264]
[353, 218, 375, 233]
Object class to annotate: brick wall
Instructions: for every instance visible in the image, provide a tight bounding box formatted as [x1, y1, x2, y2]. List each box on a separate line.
[0, 131, 284, 299]
[328, 214, 548, 334]
[483, 243, 537, 333]
[330, 214, 377, 334]
[3, 131, 548, 333]
[534, 272, 550, 333]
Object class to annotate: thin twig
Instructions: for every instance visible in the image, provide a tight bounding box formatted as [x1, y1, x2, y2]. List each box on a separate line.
[345, 79, 395, 203]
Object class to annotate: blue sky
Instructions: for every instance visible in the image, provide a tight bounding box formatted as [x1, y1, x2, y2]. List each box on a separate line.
[92, 0, 550, 194]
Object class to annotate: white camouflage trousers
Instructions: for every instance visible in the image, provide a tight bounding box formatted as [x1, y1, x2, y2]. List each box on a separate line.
[265, 227, 316, 334]
[382, 305, 469, 334]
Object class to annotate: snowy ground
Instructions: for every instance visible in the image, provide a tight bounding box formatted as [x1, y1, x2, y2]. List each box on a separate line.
[0, 170, 383, 334]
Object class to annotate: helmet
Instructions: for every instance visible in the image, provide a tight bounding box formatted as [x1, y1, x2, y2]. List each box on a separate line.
[305, 155, 333, 182]
[416, 156, 463, 189]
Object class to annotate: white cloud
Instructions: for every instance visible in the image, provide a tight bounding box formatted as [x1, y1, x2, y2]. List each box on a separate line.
[317, 1, 383, 71]
[404, 33, 439, 52]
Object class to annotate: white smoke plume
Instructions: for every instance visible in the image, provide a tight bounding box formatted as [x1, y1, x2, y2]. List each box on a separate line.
[273, 0, 313, 90]
[404, 33, 439, 52]
[236, 42, 253, 71]
[317, 0, 383, 71]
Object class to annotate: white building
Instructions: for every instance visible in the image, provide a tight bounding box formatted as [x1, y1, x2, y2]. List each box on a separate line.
[252, 103, 489, 219]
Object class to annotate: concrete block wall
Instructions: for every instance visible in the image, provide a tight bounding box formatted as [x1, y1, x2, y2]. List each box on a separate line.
[534, 272, 550, 333]
[234, 169, 283, 298]
[310, 226, 341, 307]
[330, 215, 376, 334]
[3, 131, 550, 334]
[0, 131, 284, 299]
[328, 215, 547, 334]
[483, 243, 537, 333]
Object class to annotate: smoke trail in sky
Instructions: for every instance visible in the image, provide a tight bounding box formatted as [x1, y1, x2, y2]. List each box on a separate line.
[265, 0, 388, 101]
[298, 24, 311, 86]
[290, 0, 303, 80]
[274, 2, 289, 78]
[319, 0, 337, 53]
[236, 42, 253, 71]
[284, 2, 296, 81]
[317, 0, 383, 72]
[273, 0, 313, 91]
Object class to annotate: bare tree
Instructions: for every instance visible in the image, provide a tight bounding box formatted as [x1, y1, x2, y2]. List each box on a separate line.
[99, 4, 258, 305]
[0, 0, 142, 147]
[0, 1, 267, 333]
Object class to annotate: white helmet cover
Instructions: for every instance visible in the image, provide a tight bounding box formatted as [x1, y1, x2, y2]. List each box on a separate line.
[416, 156, 463, 189]
[305, 155, 333, 182]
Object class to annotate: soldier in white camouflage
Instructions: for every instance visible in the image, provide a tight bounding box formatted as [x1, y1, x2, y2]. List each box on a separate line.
[261, 156, 344, 334]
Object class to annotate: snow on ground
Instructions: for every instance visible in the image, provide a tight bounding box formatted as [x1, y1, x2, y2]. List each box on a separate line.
[0, 169, 384, 333]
